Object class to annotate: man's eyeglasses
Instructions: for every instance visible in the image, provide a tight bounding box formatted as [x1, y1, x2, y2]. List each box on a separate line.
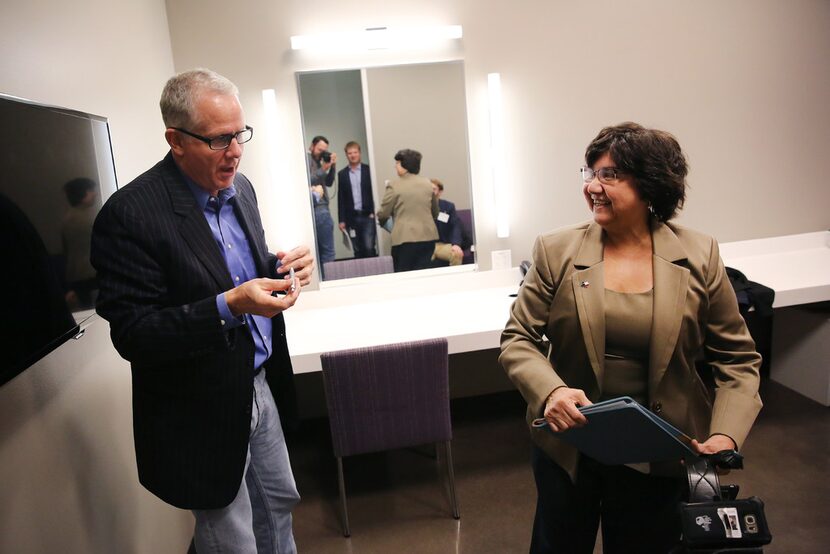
[580, 166, 628, 185]
[173, 126, 254, 150]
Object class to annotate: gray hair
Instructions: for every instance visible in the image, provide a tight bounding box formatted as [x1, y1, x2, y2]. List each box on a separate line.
[159, 68, 239, 129]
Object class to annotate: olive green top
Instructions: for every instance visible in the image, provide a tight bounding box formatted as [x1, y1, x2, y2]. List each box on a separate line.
[601, 288, 653, 405]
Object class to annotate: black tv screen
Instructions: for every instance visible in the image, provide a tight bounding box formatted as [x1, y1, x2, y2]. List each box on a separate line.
[0, 94, 118, 386]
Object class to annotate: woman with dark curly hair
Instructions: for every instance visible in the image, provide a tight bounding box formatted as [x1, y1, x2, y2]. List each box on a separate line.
[500, 123, 762, 553]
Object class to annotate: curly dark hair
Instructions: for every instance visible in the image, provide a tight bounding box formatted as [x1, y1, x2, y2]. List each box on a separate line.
[585, 122, 687, 222]
[394, 149, 422, 175]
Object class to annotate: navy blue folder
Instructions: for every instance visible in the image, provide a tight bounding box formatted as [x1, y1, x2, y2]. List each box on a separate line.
[532, 396, 700, 465]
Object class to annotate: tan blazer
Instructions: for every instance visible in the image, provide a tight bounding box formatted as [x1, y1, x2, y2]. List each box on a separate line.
[500, 220, 762, 480]
[377, 173, 439, 246]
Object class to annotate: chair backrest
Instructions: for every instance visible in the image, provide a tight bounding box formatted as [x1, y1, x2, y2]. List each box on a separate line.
[323, 255, 394, 280]
[320, 338, 451, 457]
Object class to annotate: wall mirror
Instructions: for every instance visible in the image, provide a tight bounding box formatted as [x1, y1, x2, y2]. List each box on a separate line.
[297, 60, 475, 282]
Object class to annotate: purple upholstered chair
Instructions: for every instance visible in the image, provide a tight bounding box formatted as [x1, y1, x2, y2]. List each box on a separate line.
[322, 255, 394, 280]
[319, 338, 460, 536]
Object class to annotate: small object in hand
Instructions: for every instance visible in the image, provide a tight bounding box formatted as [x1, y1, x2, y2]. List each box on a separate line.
[271, 267, 297, 297]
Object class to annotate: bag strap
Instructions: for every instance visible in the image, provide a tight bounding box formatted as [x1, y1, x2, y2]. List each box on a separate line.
[686, 458, 721, 503]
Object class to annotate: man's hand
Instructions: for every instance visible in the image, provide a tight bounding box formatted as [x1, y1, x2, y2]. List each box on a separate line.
[276, 245, 315, 286]
[225, 278, 298, 318]
[339, 222, 347, 232]
[322, 152, 337, 171]
[451, 245, 464, 258]
[544, 387, 592, 432]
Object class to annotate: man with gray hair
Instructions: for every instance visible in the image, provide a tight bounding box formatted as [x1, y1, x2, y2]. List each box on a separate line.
[92, 68, 313, 553]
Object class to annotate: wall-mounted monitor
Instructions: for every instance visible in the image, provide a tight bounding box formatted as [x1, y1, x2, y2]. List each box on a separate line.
[0, 93, 118, 386]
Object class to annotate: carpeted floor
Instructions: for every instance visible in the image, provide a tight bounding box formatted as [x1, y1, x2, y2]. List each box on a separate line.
[288, 378, 829, 553]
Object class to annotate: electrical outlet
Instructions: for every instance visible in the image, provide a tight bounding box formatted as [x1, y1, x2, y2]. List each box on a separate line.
[491, 249, 512, 270]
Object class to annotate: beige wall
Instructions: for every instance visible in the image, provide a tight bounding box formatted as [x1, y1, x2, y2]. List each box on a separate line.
[165, 0, 830, 278]
[0, 0, 175, 183]
[0, 1, 191, 553]
[465, 0, 830, 259]
[1, 1, 829, 552]
[0, 318, 192, 553]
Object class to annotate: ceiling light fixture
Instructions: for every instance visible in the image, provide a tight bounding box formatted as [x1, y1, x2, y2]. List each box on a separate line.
[290, 25, 462, 51]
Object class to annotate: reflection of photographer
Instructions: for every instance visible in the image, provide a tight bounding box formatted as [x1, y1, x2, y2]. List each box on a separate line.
[307, 135, 337, 266]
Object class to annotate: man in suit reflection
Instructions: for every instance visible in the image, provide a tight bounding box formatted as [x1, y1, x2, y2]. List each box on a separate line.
[91, 69, 314, 554]
[430, 179, 463, 266]
[307, 135, 336, 267]
[337, 141, 376, 258]
[0, 192, 75, 385]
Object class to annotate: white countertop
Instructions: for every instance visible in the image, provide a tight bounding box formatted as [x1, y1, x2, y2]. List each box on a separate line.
[284, 267, 521, 373]
[286, 230, 830, 372]
[719, 231, 830, 308]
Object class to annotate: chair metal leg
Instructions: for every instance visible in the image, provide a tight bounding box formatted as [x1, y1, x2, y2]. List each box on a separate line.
[443, 441, 461, 519]
[336, 456, 351, 537]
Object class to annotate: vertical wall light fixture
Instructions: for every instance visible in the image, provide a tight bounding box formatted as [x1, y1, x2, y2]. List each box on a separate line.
[262, 88, 301, 247]
[488, 73, 509, 238]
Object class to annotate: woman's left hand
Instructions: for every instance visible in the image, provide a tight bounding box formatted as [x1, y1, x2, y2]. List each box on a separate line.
[691, 434, 736, 455]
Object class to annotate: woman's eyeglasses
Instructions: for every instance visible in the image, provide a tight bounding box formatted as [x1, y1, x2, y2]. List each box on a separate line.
[580, 166, 629, 184]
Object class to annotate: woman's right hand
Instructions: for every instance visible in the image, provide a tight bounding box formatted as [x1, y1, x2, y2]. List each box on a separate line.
[544, 387, 592, 432]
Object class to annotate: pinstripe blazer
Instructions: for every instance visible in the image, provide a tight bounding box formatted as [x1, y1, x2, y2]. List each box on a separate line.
[500, 220, 762, 481]
[91, 152, 296, 509]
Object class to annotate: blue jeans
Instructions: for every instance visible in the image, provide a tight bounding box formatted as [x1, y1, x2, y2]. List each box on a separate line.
[347, 214, 377, 258]
[314, 205, 335, 265]
[192, 371, 300, 554]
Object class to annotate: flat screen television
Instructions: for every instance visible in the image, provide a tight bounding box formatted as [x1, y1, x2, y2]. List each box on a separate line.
[0, 93, 118, 386]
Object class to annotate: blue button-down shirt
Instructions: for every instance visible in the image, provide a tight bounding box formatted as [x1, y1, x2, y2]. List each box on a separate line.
[184, 177, 273, 370]
[349, 165, 363, 211]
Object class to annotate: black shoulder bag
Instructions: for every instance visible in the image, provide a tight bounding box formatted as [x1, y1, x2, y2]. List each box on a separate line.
[679, 450, 772, 553]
